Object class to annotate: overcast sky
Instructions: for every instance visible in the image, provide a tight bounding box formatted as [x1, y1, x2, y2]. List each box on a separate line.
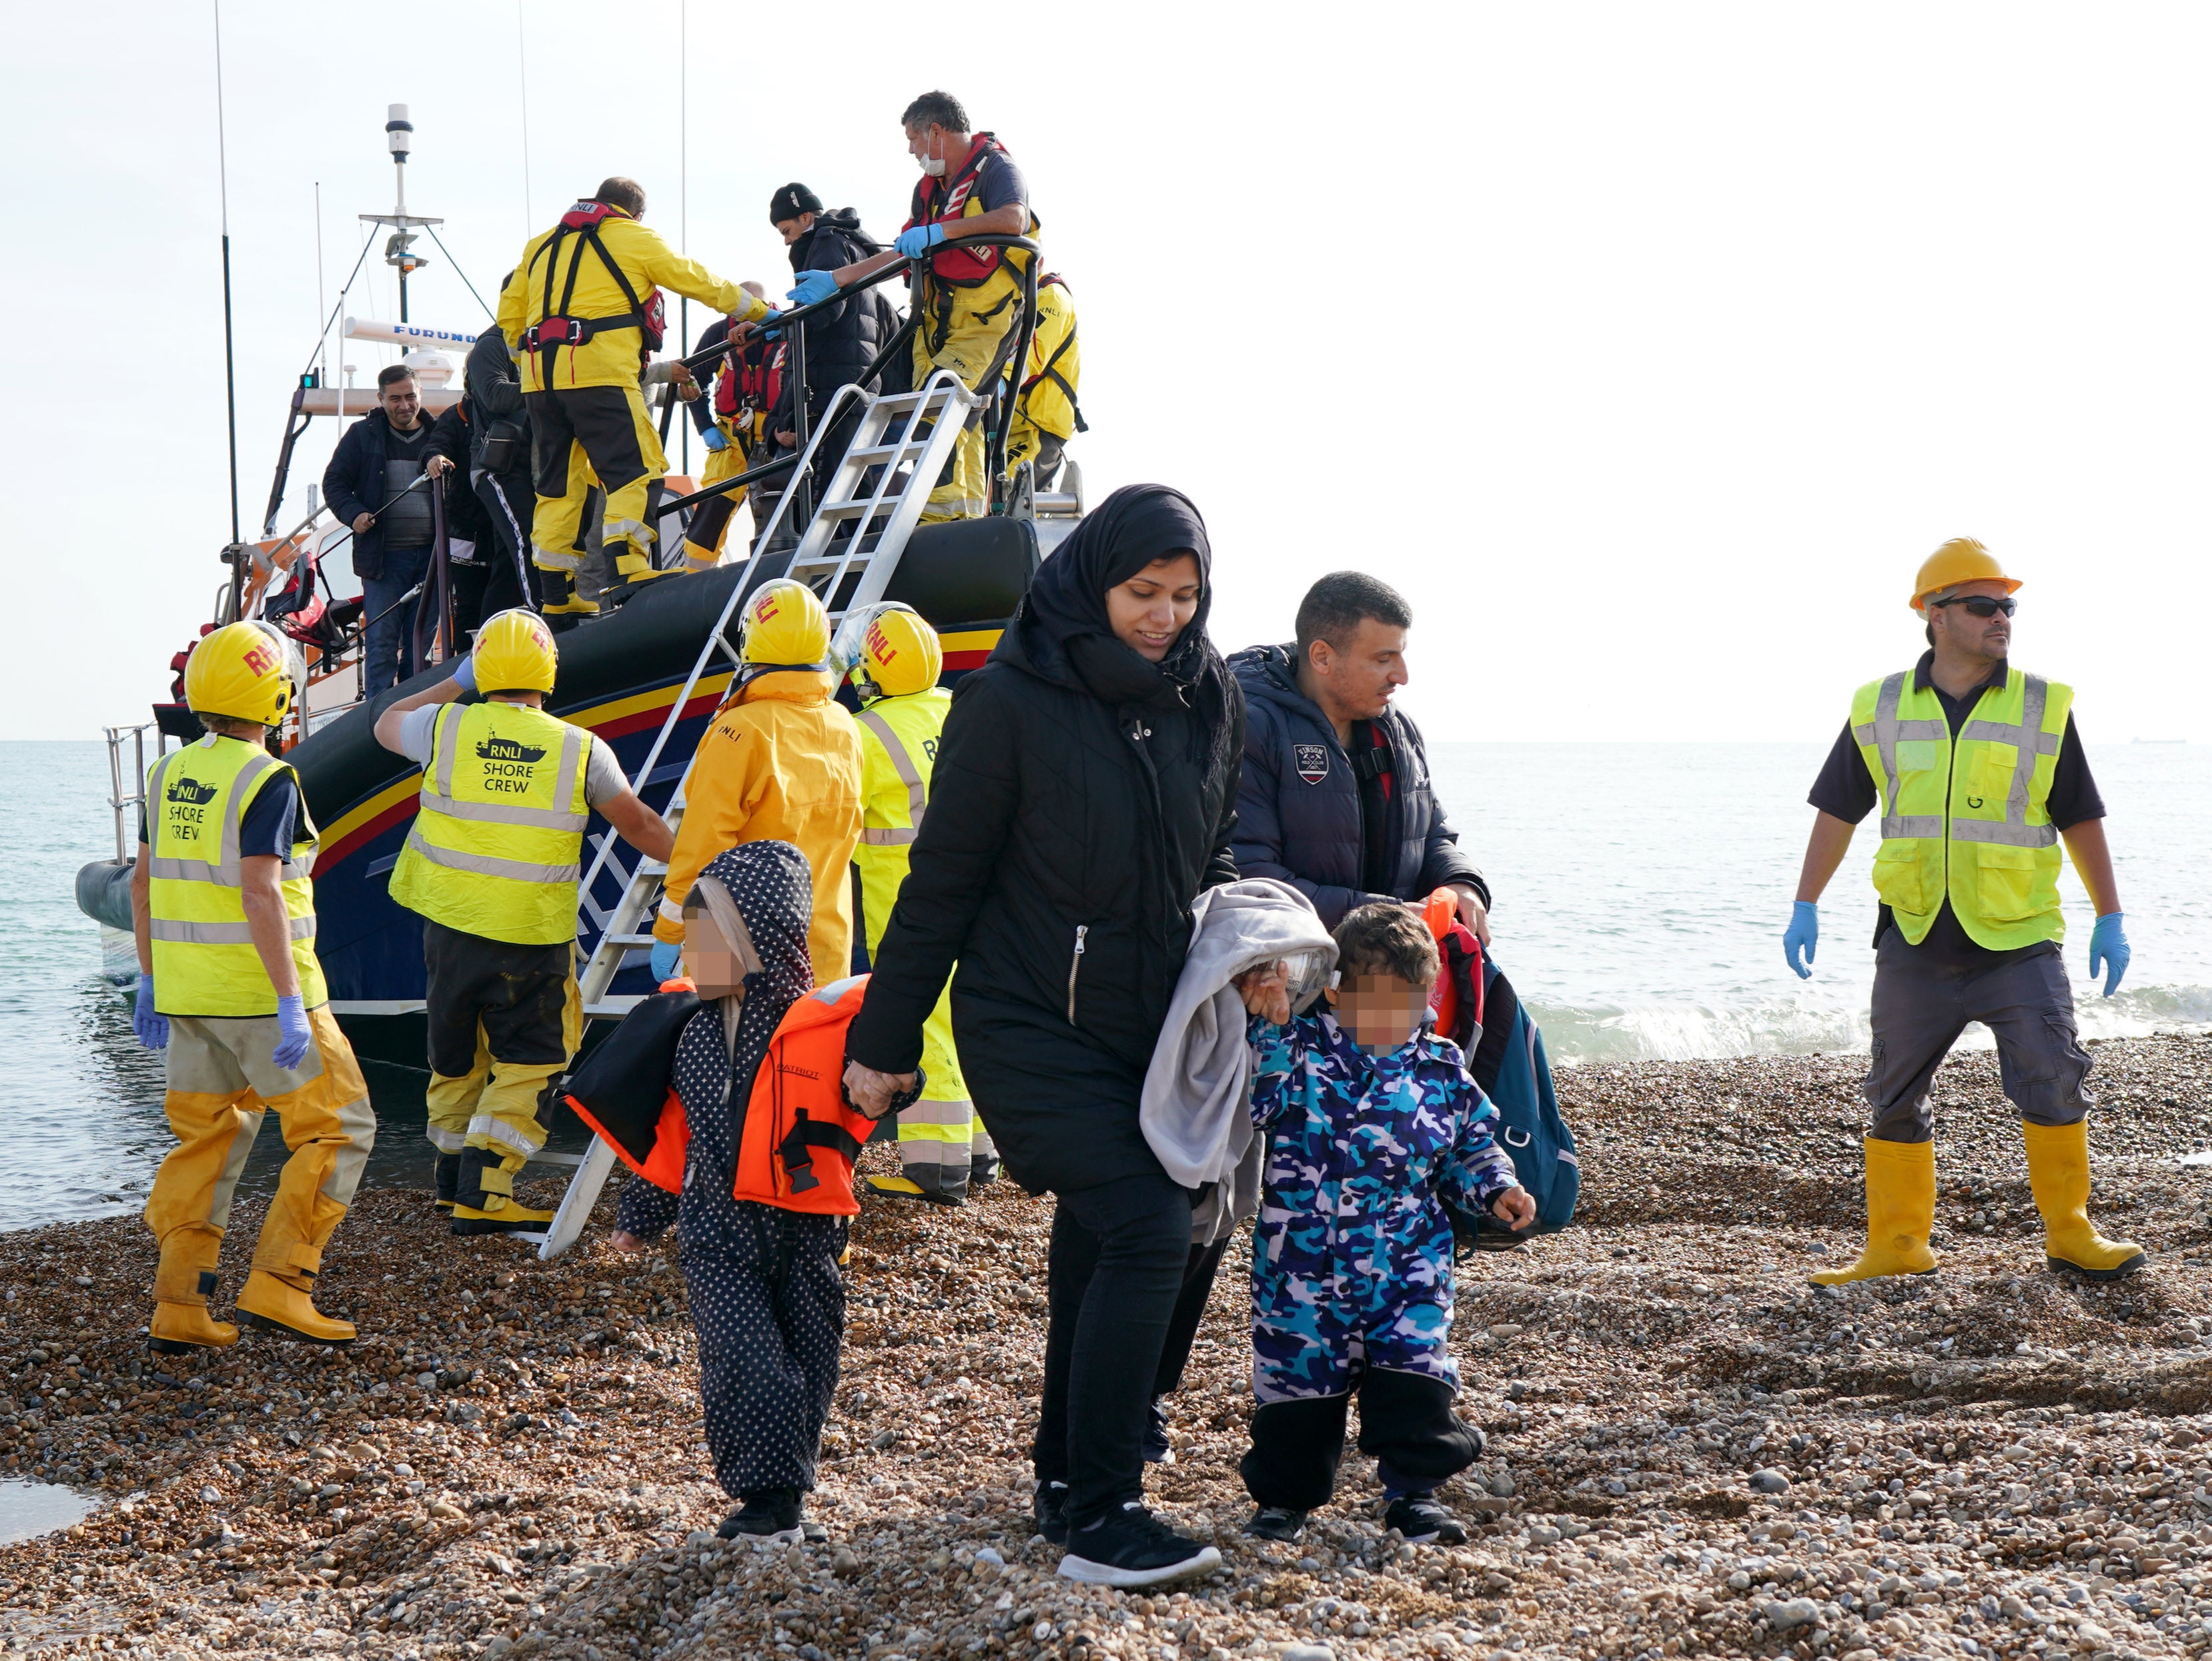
[10, 2, 2207, 744]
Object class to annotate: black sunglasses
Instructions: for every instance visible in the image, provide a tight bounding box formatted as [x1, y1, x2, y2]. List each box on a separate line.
[1931, 595, 2017, 618]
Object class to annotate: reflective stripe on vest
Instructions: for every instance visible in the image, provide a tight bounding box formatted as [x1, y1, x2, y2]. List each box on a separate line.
[387, 702, 592, 946]
[1849, 666, 2073, 951]
[854, 708, 927, 847]
[145, 736, 326, 1017]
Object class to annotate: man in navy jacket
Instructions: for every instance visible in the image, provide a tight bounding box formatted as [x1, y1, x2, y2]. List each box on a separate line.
[1228, 572, 1489, 936]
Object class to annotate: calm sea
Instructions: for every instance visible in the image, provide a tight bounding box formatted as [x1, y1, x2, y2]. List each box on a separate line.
[3, 738, 2205, 1232]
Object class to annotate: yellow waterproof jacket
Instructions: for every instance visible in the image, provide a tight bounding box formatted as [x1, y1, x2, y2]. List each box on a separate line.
[652, 670, 865, 985]
[1014, 276, 1082, 444]
[496, 212, 769, 393]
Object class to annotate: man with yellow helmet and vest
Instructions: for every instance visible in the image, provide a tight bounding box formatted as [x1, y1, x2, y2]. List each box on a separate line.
[129, 622, 376, 1351]
[1787, 538, 2141, 1287]
[650, 580, 865, 989]
[831, 602, 997, 1203]
[494, 175, 774, 617]
[785, 91, 1039, 522]
[374, 609, 676, 1232]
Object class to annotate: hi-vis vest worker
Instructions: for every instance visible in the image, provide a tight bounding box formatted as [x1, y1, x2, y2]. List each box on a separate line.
[652, 580, 865, 988]
[834, 602, 993, 1204]
[131, 621, 376, 1354]
[375, 608, 676, 1235]
[1784, 538, 2142, 1291]
[494, 175, 772, 616]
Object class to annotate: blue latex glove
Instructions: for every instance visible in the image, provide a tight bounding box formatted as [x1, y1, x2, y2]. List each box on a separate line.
[786, 271, 839, 307]
[2089, 911, 2130, 997]
[271, 995, 313, 1072]
[650, 940, 682, 984]
[894, 223, 948, 259]
[1783, 900, 1818, 979]
[132, 973, 168, 1051]
[450, 654, 477, 692]
[699, 425, 728, 454]
[757, 306, 786, 340]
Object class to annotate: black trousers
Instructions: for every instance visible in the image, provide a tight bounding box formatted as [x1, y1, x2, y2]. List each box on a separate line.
[450, 472, 539, 639]
[1241, 1365, 1484, 1513]
[1031, 1170, 1192, 1528]
[422, 917, 572, 1075]
[683, 1199, 848, 1498]
[1153, 1237, 1230, 1396]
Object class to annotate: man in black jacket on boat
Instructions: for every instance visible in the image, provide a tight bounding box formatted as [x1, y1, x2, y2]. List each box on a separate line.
[764, 184, 903, 500]
[460, 295, 539, 621]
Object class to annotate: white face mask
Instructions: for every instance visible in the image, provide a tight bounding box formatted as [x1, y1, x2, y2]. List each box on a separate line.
[919, 152, 947, 179]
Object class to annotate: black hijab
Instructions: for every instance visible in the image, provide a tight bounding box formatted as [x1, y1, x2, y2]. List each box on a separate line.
[1002, 484, 1230, 721]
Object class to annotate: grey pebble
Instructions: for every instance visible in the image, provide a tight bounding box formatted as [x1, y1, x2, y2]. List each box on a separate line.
[1750, 1468, 1791, 1494]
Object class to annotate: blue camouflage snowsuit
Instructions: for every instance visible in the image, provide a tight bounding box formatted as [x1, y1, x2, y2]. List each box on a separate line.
[1239, 1009, 1514, 1510]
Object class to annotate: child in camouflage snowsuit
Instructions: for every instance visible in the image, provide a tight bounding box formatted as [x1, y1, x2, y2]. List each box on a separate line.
[1238, 903, 1534, 1544]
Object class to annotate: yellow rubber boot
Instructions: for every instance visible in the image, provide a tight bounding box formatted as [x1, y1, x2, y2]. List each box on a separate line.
[536, 564, 600, 619]
[1811, 1138, 1940, 1286]
[2022, 1119, 2146, 1280]
[149, 1301, 239, 1354]
[235, 1269, 356, 1345]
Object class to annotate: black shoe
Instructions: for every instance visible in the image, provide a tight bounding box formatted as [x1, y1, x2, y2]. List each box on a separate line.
[1141, 1396, 1174, 1465]
[1243, 1506, 1307, 1542]
[1384, 1492, 1468, 1546]
[719, 1487, 803, 1544]
[1057, 1502, 1222, 1588]
[1033, 1480, 1069, 1545]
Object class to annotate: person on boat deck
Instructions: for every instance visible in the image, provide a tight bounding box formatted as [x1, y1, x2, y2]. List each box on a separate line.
[650, 579, 865, 990]
[670, 282, 770, 573]
[608, 841, 848, 1544]
[373, 610, 674, 1234]
[321, 364, 460, 695]
[496, 175, 768, 618]
[457, 275, 541, 618]
[1005, 273, 1083, 490]
[843, 486, 1243, 1590]
[833, 600, 995, 1206]
[131, 621, 376, 1352]
[783, 91, 1040, 522]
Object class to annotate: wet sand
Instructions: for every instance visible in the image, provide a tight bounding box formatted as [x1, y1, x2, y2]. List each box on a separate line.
[3, 1031, 2209, 1660]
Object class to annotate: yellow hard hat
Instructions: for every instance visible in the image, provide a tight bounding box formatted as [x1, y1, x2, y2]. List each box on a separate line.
[184, 620, 297, 728]
[472, 607, 559, 694]
[739, 579, 831, 665]
[1910, 537, 2022, 612]
[834, 602, 942, 701]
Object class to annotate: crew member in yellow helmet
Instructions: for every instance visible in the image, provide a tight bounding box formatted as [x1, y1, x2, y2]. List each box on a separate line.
[131, 621, 376, 1351]
[652, 580, 864, 986]
[375, 610, 676, 1233]
[1785, 538, 2141, 1286]
[833, 602, 996, 1203]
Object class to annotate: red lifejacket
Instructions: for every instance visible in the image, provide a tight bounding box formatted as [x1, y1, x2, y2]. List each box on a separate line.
[1422, 888, 1486, 1051]
[905, 132, 1035, 288]
[711, 330, 782, 422]
[519, 199, 668, 384]
[583, 975, 883, 1216]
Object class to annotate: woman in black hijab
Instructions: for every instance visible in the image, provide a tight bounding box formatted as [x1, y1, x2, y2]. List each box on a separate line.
[845, 484, 1243, 1588]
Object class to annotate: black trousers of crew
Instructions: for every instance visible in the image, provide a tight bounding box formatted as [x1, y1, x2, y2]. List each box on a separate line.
[1241, 1365, 1484, 1512]
[1031, 1170, 1193, 1529]
[422, 917, 572, 1077]
[684, 1198, 849, 1498]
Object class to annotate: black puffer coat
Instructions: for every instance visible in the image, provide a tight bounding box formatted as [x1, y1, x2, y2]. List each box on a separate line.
[845, 486, 1244, 1196]
[771, 208, 903, 435]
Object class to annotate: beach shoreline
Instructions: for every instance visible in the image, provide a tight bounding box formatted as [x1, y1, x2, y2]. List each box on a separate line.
[3, 1031, 2209, 1659]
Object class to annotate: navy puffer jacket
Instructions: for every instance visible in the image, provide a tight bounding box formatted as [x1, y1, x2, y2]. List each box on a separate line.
[1227, 643, 1486, 928]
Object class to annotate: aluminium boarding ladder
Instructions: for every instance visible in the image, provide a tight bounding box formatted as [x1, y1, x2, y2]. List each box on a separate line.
[530, 366, 985, 1258]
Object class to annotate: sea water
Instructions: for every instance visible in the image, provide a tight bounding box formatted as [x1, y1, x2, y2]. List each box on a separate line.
[3, 738, 2206, 1232]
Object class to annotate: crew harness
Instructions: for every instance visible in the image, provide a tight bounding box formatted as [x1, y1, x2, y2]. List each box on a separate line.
[519, 201, 668, 385]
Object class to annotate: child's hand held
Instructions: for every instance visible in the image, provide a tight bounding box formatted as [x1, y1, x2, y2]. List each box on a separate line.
[1491, 1186, 1536, 1230]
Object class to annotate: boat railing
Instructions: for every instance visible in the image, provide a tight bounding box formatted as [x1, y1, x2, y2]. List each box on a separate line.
[101, 723, 171, 865]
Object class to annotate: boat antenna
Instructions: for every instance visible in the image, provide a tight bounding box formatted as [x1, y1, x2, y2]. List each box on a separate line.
[213, 0, 241, 568]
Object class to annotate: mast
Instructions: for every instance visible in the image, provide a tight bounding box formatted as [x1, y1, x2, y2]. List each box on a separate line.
[213, 0, 243, 618]
[362, 104, 440, 326]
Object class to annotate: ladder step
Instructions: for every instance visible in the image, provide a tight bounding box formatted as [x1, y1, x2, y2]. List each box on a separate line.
[600, 933, 657, 947]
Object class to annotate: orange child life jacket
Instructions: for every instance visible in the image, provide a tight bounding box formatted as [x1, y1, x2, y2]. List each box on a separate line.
[572, 975, 885, 1216]
[1422, 888, 1486, 1052]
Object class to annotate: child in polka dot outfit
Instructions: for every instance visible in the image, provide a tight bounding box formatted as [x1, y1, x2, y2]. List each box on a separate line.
[611, 840, 847, 1542]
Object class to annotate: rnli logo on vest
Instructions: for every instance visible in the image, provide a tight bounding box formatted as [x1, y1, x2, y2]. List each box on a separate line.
[165, 777, 220, 806]
[475, 734, 547, 795]
[1294, 744, 1330, 784]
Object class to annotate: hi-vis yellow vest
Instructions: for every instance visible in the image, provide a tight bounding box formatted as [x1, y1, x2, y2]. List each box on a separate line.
[146, 734, 326, 1017]
[1851, 666, 2073, 951]
[389, 701, 591, 946]
[851, 688, 949, 955]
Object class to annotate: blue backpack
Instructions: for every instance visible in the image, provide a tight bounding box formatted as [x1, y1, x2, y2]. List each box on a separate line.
[1458, 955, 1578, 1244]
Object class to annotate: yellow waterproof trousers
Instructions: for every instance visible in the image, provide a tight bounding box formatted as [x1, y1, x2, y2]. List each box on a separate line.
[679, 418, 751, 573]
[913, 288, 1023, 522]
[425, 970, 580, 1201]
[145, 1008, 376, 1304]
[526, 383, 669, 582]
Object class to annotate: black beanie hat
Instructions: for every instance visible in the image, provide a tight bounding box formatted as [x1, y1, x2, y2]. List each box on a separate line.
[769, 183, 823, 224]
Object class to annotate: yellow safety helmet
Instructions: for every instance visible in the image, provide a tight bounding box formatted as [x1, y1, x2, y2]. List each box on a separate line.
[184, 620, 298, 728]
[472, 607, 559, 694]
[1910, 537, 2022, 612]
[833, 602, 943, 702]
[739, 578, 832, 666]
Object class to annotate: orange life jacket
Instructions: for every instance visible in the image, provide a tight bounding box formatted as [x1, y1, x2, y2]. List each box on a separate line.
[579, 974, 881, 1216]
[1422, 888, 1486, 1051]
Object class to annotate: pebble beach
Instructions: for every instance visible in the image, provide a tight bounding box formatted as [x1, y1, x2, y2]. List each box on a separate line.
[3, 1031, 2210, 1661]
